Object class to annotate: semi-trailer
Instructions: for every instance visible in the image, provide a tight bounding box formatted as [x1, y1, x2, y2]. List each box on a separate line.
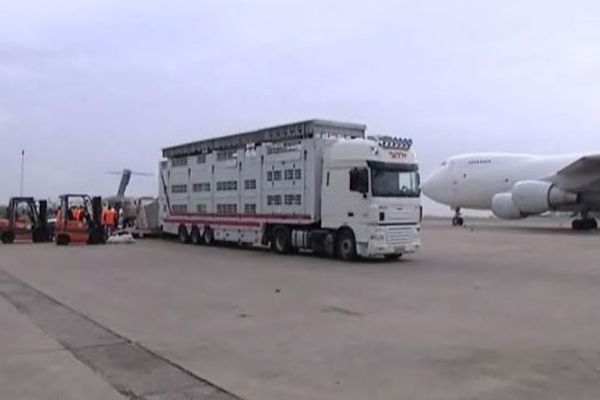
[159, 119, 421, 260]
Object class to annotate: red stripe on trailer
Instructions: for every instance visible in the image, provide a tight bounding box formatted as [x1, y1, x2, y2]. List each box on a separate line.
[170, 212, 312, 220]
[165, 213, 313, 228]
[165, 213, 313, 227]
[164, 217, 262, 227]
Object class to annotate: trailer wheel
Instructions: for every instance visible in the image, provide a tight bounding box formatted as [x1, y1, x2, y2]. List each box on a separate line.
[337, 229, 357, 261]
[178, 225, 190, 244]
[190, 226, 202, 245]
[1, 231, 15, 244]
[271, 226, 292, 254]
[202, 227, 215, 245]
[56, 234, 70, 246]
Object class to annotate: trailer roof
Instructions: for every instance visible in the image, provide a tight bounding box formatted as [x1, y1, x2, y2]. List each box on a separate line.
[162, 119, 366, 158]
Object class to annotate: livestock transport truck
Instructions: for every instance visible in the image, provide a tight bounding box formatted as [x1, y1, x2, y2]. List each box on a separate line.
[159, 119, 422, 260]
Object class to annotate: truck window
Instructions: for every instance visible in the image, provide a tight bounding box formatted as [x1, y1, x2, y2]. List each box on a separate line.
[370, 163, 420, 198]
[349, 168, 368, 194]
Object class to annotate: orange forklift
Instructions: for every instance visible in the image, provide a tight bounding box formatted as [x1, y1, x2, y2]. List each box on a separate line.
[0, 197, 51, 244]
[55, 194, 105, 245]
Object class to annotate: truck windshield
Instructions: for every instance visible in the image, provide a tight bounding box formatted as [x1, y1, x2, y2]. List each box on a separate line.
[369, 162, 421, 198]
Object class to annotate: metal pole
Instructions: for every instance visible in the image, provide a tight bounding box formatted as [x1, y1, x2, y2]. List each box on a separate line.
[20, 149, 24, 196]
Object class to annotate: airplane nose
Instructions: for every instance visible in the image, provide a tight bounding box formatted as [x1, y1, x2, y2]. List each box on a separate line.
[422, 172, 445, 203]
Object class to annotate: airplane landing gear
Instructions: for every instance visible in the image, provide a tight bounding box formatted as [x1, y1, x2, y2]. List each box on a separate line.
[451, 208, 464, 227]
[572, 218, 598, 231]
[572, 211, 598, 231]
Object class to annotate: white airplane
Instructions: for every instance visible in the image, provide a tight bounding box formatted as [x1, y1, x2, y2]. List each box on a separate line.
[422, 153, 600, 230]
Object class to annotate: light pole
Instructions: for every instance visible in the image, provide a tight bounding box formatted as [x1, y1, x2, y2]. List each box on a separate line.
[20, 149, 25, 196]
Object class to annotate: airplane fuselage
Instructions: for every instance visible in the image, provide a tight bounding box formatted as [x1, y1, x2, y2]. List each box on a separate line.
[423, 153, 592, 210]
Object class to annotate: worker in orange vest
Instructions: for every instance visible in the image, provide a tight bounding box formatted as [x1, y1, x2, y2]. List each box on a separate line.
[101, 205, 107, 225]
[111, 207, 118, 227]
[103, 205, 116, 236]
[73, 206, 82, 222]
[101, 205, 108, 235]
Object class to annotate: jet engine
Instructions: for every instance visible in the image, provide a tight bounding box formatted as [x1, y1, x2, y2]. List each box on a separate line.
[511, 180, 579, 215]
[491, 193, 524, 219]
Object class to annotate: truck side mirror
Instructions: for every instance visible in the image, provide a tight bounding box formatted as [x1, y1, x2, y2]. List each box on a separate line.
[349, 167, 369, 195]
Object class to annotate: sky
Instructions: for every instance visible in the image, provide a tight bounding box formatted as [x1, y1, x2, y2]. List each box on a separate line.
[1, 0, 600, 215]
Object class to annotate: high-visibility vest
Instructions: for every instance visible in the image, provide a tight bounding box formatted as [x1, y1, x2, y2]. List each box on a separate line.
[102, 209, 113, 226]
[103, 209, 116, 226]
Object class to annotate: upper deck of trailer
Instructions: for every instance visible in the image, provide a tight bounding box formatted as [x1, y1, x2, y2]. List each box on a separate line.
[162, 119, 367, 158]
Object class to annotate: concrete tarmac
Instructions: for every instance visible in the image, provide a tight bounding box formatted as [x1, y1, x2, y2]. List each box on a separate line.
[0, 288, 126, 400]
[1, 219, 600, 399]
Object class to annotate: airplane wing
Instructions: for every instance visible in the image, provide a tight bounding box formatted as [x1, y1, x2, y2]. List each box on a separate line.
[552, 154, 600, 193]
[557, 154, 600, 176]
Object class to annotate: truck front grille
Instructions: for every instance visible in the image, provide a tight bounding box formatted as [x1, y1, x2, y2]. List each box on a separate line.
[386, 225, 416, 246]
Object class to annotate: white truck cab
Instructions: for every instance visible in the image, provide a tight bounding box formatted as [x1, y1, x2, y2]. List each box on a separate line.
[321, 136, 422, 259]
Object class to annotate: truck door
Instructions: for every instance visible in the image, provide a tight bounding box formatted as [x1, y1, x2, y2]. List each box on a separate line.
[321, 167, 370, 240]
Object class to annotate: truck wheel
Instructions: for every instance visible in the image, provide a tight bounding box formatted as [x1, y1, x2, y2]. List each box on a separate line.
[178, 225, 190, 244]
[202, 227, 215, 245]
[271, 226, 292, 254]
[190, 226, 202, 245]
[337, 229, 357, 261]
[1, 231, 15, 244]
[324, 232, 336, 257]
[385, 254, 402, 261]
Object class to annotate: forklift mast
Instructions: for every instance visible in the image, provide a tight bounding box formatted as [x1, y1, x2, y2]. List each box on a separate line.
[38, 200, 48, 228]
[92, 196, 103, 225]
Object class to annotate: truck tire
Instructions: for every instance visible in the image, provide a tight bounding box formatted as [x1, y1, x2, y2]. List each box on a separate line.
[337, 229, 357, 261]
[1, 231, 15, 244]
[271, 226, 292, 254]
[324, 232, 336, 257]
[384, 254, 402, 261]
[178, 225, 190, 244]
[202, 227, 215, 245]
[190, 226, 202, 245]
